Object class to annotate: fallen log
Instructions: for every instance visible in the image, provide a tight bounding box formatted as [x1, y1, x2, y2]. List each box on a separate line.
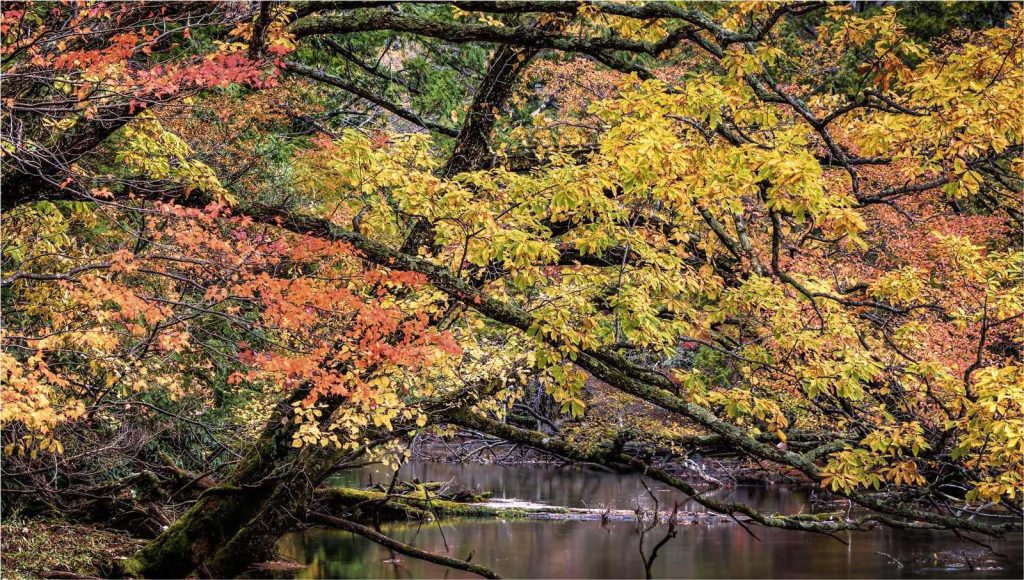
[313, 487, 563, 521]
[312, 487, 749, 524]
[365, 480, 493, 502]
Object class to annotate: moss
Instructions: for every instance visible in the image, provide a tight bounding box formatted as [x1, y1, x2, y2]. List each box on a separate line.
[116, 517, 194, 578]
[1, 519, 145, 579]
[117, 490, 264, 578]
[314, 488, 569, 521]
[785, 511, 843, 522]
[115, 556, 147, 579]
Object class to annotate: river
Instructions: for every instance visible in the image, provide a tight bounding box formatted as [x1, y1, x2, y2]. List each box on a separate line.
[278, 461, 1024, 578]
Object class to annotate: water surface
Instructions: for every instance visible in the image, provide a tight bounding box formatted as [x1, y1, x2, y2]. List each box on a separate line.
[281, 461, 1023, 578]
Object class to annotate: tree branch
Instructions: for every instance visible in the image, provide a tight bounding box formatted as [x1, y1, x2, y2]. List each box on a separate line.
[308, 511, 502, 579]
[280, 61, 458, 136]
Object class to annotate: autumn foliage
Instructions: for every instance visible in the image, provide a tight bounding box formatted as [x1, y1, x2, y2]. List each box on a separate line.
[1, 1, 1022, 575]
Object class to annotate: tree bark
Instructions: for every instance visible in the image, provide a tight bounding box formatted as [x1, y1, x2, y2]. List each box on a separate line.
[117, 388, 351, 578]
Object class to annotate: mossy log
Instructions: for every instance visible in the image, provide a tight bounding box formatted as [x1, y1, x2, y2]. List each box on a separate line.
[364, 480, 493, 502]
[312, 487, 750, 524]
[313, 487, 556, 521]
[366, 481, 446, 493]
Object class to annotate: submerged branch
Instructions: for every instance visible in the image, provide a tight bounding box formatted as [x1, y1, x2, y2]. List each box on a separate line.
[308, 511, 503, 579]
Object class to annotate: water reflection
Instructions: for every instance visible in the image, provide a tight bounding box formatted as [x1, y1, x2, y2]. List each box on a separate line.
[327, 461, 804, 513]
[280, 462, 1023, 579]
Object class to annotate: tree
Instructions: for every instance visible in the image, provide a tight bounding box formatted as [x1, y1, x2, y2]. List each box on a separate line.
[2, 1, 1022, 577]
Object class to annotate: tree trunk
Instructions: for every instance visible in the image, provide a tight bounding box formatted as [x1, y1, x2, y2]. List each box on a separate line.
[117, 388, 349, 578]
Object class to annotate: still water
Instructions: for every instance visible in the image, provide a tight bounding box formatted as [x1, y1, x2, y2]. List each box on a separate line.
[279, 461, 1024, 578]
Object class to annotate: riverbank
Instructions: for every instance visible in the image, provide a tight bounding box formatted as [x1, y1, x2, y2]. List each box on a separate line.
[1, 519, 145, 579]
